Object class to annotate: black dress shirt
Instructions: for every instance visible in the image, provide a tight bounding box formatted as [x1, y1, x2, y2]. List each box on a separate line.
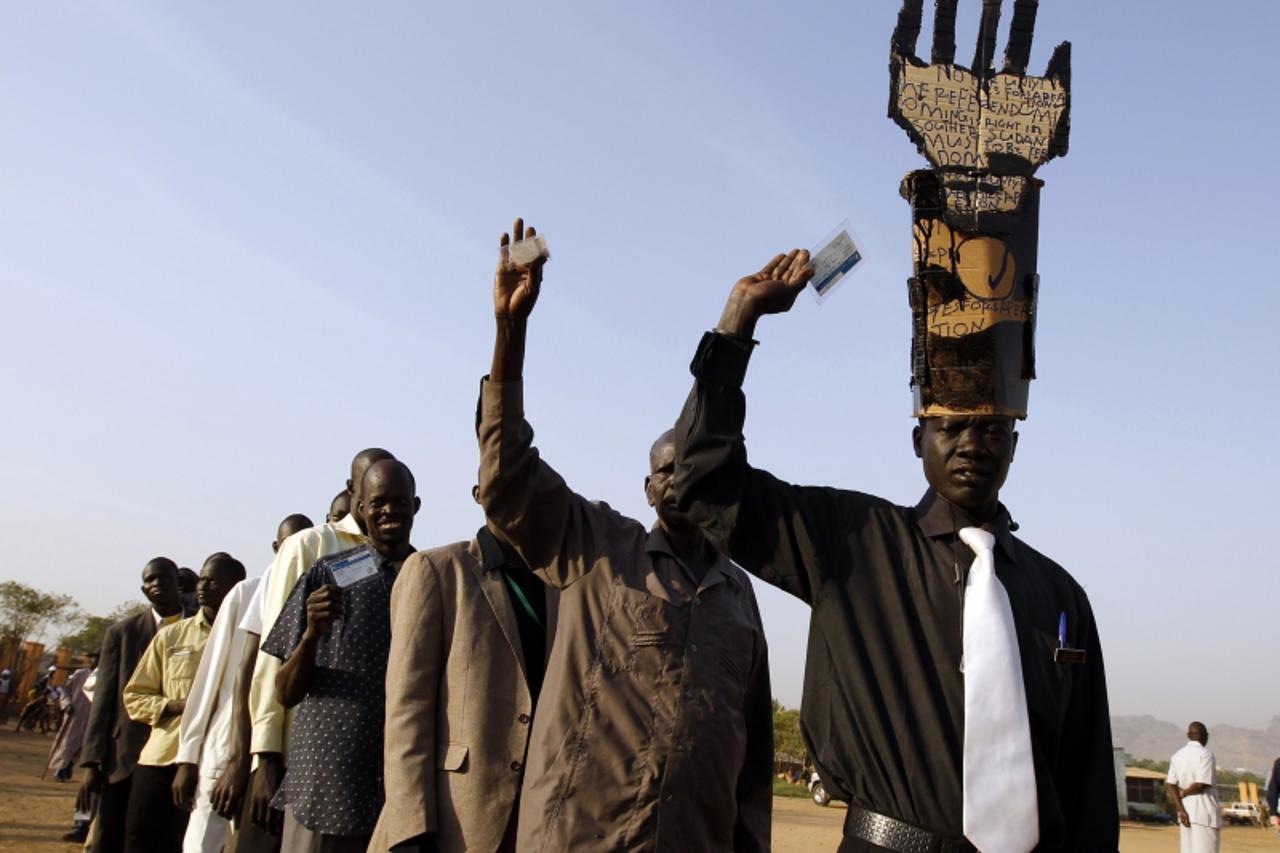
[672, 331, 1119, 850]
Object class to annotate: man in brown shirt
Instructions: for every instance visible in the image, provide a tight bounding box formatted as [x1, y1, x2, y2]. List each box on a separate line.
[478, 219, 773, 853]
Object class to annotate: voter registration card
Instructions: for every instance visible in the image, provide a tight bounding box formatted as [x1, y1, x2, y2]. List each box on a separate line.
[330, 547, 380, 589]
[807, 219, 865, 303]
[510, 234, 550, 266]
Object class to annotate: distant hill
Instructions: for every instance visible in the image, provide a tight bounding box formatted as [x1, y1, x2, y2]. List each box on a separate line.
[1111, 715, 1280, 776]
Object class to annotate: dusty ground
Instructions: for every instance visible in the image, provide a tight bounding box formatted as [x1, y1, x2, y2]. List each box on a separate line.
[769, 795, 1280, 852]
[1, 731, 1275, 851]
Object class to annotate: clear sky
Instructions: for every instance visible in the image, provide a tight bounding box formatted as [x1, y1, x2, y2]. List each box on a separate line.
[2, 1, 1277, 729]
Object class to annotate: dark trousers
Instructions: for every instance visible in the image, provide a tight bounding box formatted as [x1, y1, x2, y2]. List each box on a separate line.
[94, 776, 133, 853]
[225, 786, 283, 853]
[124, 764, 188, 853]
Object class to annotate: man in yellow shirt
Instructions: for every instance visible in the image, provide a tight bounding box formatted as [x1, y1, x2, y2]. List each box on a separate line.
[123, 553, 246, 853]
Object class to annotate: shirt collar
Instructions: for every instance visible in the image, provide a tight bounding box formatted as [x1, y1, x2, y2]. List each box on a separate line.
[645, 527, 741, 591]
[152, 608, 182, 627]
[334, 512, 363, 537]
[912, 489, 1018, 560]
[476, 526, 512, 573]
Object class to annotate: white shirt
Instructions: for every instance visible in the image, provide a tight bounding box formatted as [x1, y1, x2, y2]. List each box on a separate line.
[1167, 740, 1220, 828]
[237, 565, 271, 636]
[176, 578, 260, 777]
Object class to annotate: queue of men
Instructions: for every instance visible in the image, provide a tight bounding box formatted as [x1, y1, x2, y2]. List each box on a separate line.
[67, 216, 1117, 853]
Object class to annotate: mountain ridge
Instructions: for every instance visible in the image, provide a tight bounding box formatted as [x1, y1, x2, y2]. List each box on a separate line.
[1111, 714, 1280, 776]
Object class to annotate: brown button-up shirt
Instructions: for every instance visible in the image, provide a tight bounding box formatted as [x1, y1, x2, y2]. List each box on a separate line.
[479, 379, 773, 853]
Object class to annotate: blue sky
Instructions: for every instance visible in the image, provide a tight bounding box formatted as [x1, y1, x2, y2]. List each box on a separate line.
[2, 1, 1277, 729]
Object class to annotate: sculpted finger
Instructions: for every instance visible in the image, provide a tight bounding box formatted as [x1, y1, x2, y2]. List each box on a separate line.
[759, 254, 786, 279]
[931, 0, 958, 65]
[972, 0, 1001, 74]
[891, 0, 923, 59]
[497, 232, 510, 271]
[513, 217, 525, 243]
[1045, 39, 1070, 85]
[1003, 0, 1038, 74]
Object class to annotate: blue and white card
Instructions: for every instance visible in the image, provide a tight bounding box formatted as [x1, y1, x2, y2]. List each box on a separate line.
[329, 547, 380, 589]
[808, 219, 865, 303]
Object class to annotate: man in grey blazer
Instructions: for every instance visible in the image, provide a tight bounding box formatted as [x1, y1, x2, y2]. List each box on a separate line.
[78, 557, 186, 853]
[370, 517, 556, 853]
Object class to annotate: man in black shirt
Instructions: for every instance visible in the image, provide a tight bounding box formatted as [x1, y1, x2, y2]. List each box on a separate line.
[672, 250, 1118, 850]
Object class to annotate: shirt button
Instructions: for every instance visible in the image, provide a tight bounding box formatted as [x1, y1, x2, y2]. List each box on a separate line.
[510, 761, 522, 772]
[690, 643, 699, 653]
[518, 713, 530, 725]
[694, 597, 702, 605]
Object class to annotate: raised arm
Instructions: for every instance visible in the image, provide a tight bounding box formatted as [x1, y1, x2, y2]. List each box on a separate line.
[479, 218, 638, 587]
[673, 253, 848, 604]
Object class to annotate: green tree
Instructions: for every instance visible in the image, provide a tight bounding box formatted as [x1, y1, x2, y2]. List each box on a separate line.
[60, 600, 148, 655]
[0, 580, 80, 669]
[772, 699, 806, 762]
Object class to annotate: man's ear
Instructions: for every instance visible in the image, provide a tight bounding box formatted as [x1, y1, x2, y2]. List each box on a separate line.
[644, 474, 656, 508]
[346, 479, 354, 496]
[471, 485, 481, 505]
[412, 496, 422, 516]
[271, 540, 279, 554]
[1010, 429, 1019, 463]
[912, 424, 924, 459]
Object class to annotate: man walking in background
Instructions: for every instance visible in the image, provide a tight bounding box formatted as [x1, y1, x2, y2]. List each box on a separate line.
[1167, 722, 1220, 853]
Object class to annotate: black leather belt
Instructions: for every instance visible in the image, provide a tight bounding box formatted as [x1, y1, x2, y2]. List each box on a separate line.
[843, 806, 976, 853]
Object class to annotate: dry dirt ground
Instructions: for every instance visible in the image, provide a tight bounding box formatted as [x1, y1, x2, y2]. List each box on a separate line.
[2, 731, 1276, 851]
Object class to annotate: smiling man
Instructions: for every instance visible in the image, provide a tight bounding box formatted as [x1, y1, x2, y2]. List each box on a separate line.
[261, 459, 418, 853]
[671, 251, 1118, 850]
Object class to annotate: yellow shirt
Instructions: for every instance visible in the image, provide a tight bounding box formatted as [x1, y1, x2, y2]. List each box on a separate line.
[123, 612, 213, 767]
[249, 512, 364, 755]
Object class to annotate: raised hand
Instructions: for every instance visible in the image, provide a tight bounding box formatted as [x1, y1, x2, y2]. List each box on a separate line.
[890, 0, 1069, 180]
[718, 250, 814, 339]
[493, 218, 546, 321]
[303, 586, 342, 641]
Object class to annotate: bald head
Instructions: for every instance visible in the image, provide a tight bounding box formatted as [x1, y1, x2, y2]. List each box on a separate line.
[362, 459, 416, 496]
[351, 448, 394, 488]
[327, 491, 351, 524]
[273, 513, 314, 553]
[198, 552, 246, 616]
[1187, 721, 1208, 745]
[347, 448, 395, 534]
[649, 429, 676, 475]
[360, 459, 418, 554]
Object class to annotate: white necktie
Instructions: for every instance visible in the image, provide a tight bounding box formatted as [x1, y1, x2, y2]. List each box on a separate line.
[959, 527, 1038, 853]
